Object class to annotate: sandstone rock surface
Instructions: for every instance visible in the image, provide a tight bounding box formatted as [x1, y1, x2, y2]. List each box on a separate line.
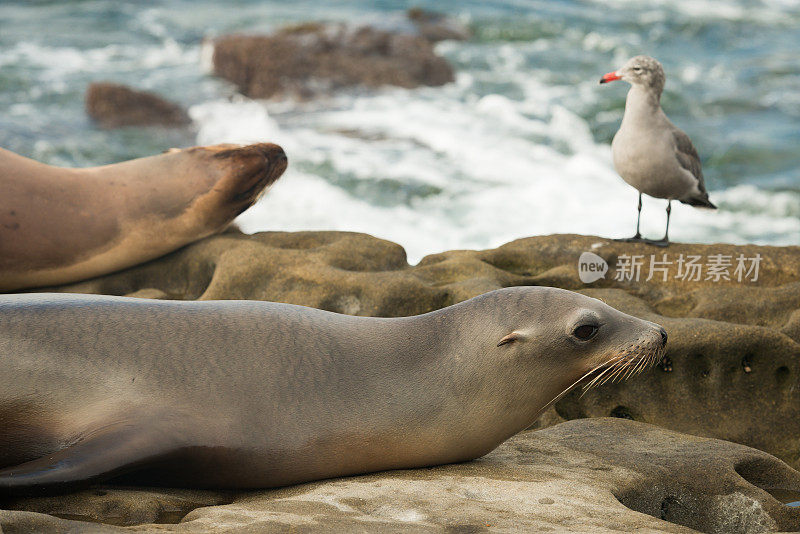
[2, 419, 799, 533]
[212, 23, 455, 100]
[85, 82, 191, 128]
[9, 232, 799, 532]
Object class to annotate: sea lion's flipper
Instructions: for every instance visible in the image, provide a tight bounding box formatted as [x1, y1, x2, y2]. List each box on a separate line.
[0, 424, 171, 496]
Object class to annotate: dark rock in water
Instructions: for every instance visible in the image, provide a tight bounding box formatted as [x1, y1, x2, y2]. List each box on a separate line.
[2, 419, 799, 532]
[85, 82, 191, 128]
[407, 7, 471, 42]
[212, 23, 455, 100]
[45, 232, 800, 473]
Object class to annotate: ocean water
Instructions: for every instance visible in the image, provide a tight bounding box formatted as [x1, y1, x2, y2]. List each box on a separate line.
[2, 0, 798, 262]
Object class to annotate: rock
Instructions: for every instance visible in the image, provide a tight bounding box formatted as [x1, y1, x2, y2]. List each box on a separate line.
[212, 23, 455, 99]
[85, 82, 191, 128]
[407, 8, 471, 42]
[42, 232, 800, 472]
[0, 488, 230, 530]
[2, 419, 799, 532]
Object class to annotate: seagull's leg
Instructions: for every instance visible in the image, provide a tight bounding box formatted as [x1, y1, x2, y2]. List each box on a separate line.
[615, 192, 646, 242]
[648, 200, 671, 247]
[634, 192, 643, 239]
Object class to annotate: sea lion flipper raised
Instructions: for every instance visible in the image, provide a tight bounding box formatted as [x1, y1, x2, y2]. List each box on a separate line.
[0, 423, 170, 496]
[0, 143, 288, 291]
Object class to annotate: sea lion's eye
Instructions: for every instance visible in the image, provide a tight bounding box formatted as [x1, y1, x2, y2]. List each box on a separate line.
[572, 324, 598, 340]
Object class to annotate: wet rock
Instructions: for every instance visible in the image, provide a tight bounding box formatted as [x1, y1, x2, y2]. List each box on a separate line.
[407, 8, 471, 42]
[43, 232, 800, 471]
[212, 23, 455, 99]
[85, 82, 191, 128]
[2, 419, 799, 533]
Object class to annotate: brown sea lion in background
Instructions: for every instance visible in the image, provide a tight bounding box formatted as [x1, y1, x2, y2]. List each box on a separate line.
[0, 143, 287, 291]
[0, 287, 666, 495]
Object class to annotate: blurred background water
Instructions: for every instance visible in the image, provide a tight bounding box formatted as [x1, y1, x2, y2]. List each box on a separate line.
[2, 0, 798, 262]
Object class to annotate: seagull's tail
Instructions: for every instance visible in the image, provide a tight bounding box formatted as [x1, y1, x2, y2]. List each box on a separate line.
[680, 196, 717, 210]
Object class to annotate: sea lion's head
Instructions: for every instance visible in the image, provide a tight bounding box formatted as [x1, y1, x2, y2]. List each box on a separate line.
[481, 287, 666, 423]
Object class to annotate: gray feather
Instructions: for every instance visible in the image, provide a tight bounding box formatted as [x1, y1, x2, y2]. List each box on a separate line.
[672, 127, 715, 207]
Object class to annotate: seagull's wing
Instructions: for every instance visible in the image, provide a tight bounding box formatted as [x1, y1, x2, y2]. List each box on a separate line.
[672, 128, 704, 187]
[672, 127, 716, 208]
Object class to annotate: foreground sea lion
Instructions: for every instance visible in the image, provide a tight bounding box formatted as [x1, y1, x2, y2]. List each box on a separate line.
[0, 143, 287, 291]
[0, 287, 667, 496]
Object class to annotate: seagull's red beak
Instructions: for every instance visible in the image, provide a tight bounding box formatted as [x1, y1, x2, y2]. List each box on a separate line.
[599, 71, 621, 84]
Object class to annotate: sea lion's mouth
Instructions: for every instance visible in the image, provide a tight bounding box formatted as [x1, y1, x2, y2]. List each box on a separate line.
[533, 342, 665, 419]
[579, 344, 666, 396]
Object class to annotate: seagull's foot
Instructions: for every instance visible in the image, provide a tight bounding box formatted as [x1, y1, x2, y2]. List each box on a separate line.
[614, 234, 646, 243]
[643, 238, 670, 248]
[613, 235, 670, 247]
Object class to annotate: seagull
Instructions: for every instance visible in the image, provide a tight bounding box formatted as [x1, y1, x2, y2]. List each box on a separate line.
[600, 55, 716, 246]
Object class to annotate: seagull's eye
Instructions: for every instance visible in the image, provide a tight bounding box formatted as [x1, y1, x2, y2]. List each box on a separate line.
[633, 67, 643, 73]
[572, 324, 599, 341]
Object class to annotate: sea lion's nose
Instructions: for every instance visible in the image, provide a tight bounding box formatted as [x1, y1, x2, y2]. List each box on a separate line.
[659, 328, 668, 347]
[256, 143, 287, 164]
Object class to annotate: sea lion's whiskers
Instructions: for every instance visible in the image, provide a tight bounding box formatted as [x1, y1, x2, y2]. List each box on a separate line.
[621, 361, 642, 382]
[626, 345, 662, 382]
[609, 354, 634, 382]
[608, 364, 628, 384]
[637, 353, 651, 373]
[580, 354, 627, 394]
[555, 367, 604, 403]
[599, 353, 633, 386]
[533, 373, 593, 416]
[633, 349, 654, 375]
[622, 353, 643, 380]
[601, 360, 628, 386]
[598, 353, 632, 383]
[626, 344, 654, 380]
[539, 354, 623, 413]
[596, 365, 619, 387]
[596, 343, 660, 388]
[583, 363, 617, 392]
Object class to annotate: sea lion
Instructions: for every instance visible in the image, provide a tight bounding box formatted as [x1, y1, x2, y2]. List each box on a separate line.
[0, 287, 667, 495]
[0, 143, 287, 292]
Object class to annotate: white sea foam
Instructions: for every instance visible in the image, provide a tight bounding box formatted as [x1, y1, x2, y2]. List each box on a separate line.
[584, 0, 799, 24]
[0, 40, 199, 88]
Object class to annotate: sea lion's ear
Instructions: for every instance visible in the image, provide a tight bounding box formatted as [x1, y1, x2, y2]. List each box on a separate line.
[497, 331, 525, 347]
